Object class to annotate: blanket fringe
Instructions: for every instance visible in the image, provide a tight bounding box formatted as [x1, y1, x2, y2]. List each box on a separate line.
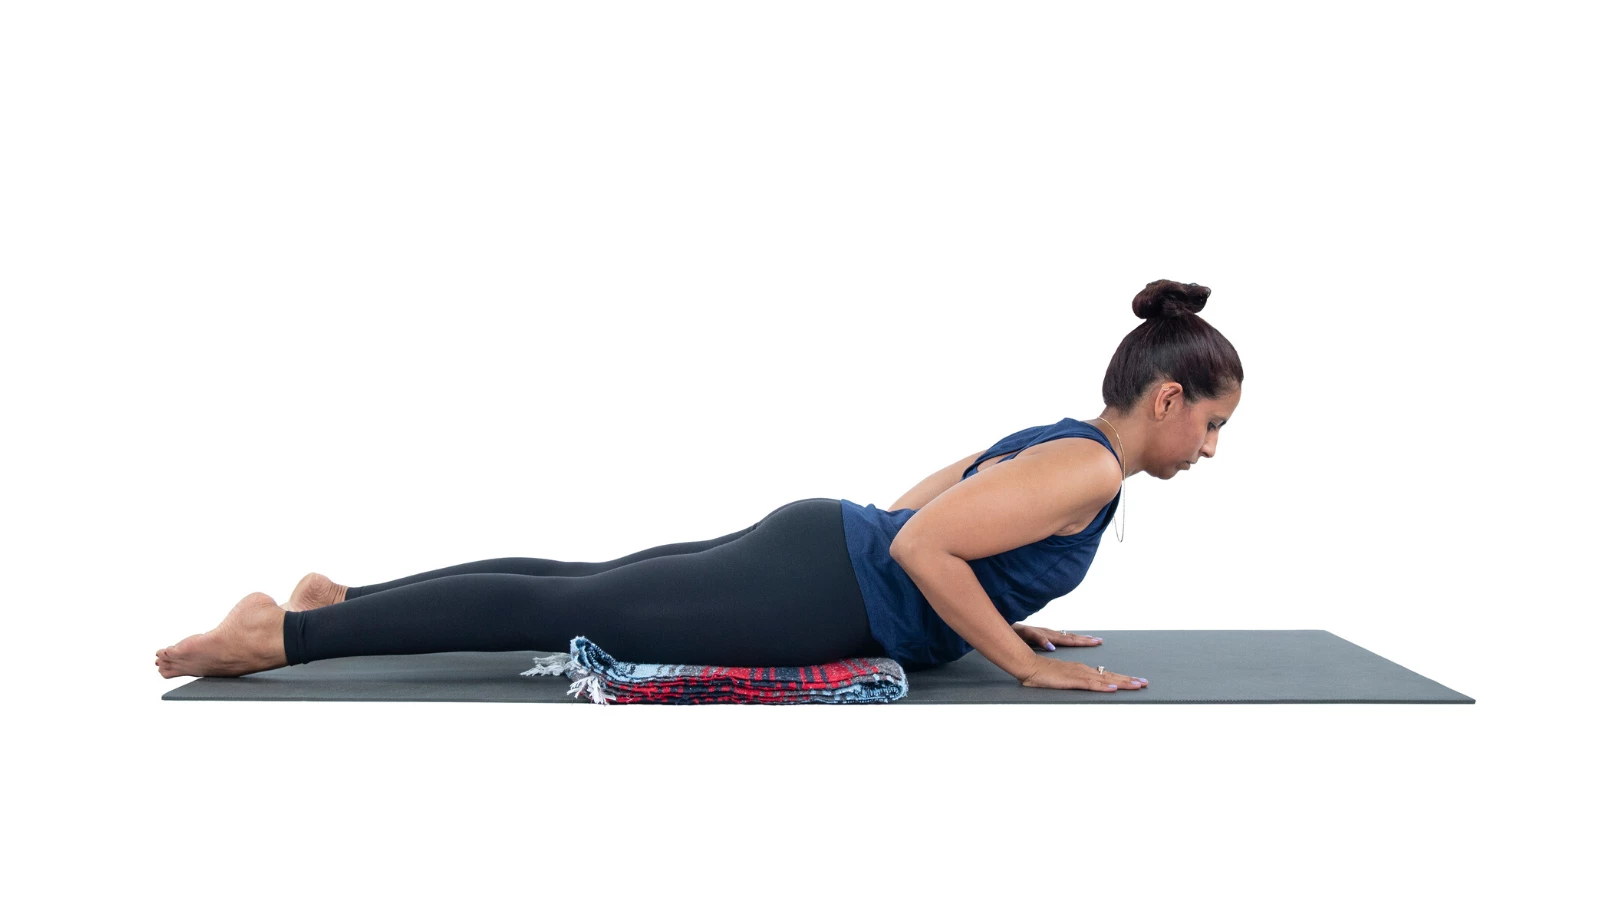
[567, 673, 617, 704]
[521, 651, 616, 704]
[520, 651, 573, 677]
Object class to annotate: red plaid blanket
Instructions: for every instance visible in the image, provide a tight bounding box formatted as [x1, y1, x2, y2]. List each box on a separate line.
[520, 635, 909, 704]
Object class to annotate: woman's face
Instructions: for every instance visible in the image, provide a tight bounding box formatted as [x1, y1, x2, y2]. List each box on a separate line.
[1154, 384, 1241, 479]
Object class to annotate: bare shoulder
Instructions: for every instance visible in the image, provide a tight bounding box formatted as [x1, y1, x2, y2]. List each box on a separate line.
[893, 435, 1123, 558]
[1022, 436, 1122, 496]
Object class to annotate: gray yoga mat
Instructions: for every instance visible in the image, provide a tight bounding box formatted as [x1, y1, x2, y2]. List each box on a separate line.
[161, 629, 1473, 704]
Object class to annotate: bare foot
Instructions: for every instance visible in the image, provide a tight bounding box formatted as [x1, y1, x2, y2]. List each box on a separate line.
[155, 592, 288, 678]
[282, 572, 348, 612]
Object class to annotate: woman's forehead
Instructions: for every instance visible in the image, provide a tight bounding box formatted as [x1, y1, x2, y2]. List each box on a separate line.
[1207, 390, 1241, 415]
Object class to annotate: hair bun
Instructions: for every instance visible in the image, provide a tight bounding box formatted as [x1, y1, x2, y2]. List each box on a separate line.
[1132, 279, 1211, 320]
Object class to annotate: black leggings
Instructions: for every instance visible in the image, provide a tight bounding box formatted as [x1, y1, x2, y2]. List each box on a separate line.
[281, 497, 886, 668]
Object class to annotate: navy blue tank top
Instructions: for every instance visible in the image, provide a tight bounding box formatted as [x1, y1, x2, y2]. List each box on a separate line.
[838, 417, 1123, 671]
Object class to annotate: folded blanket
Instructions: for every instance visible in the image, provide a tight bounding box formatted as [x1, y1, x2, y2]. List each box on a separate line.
[520, 635, 909, 705]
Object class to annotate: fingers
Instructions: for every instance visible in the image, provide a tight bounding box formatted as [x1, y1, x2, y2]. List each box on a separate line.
[1027, 628, 1103, 649]
[1021, 659, 1150, 692]
[1098, 668, 1147, 690]
[1070, 661, 1147, 691]
[1024, 628, 1059, 651]
[1077, 673, 1126, 692]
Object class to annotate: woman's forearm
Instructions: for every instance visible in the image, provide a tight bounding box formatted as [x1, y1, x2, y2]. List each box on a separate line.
[891, 546, 1040, 681]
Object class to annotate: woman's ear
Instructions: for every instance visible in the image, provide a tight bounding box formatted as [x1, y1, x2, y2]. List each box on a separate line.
[1150, 381, 1185, 421]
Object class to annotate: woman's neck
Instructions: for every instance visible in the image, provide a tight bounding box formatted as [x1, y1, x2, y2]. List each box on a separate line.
[1083, 410, 1147, 478]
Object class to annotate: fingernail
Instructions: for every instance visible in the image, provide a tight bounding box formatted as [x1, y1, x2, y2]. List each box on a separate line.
[1044, 641, 1055, 651]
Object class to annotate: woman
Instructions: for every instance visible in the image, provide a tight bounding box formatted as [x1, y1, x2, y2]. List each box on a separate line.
[155, 278, 1243, 693]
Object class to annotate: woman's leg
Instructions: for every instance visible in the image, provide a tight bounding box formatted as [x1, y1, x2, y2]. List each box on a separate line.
[281, 498, 882, 668]
[337, 502, 813, 600]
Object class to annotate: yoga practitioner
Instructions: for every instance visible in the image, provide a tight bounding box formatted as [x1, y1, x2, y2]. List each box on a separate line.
[155, 278, 1243, 692]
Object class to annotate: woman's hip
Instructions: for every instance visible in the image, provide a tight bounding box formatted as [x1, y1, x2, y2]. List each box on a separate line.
[566, 497, 876, 665]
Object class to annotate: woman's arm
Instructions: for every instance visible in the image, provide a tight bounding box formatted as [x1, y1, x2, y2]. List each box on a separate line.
[887, 451, 983, 511]
[892, 546, 1043, 682]
[887, 445, 1121, 681]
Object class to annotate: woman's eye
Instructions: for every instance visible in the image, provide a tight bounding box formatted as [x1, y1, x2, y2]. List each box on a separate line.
[1208, 423, 1217, 431]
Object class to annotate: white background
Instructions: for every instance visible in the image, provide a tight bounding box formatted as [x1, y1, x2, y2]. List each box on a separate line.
[4, 1, 1592, 897]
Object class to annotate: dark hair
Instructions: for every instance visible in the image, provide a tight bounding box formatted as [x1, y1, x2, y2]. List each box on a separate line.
[1101, 279, 1244, 416]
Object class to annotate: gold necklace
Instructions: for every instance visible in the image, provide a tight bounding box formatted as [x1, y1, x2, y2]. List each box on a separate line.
[1090, 416, 1127, 542]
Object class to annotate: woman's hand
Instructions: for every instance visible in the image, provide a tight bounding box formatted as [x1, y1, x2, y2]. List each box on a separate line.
[1011, 624, 1102, 651]
[1018, 657, 1148, 692]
